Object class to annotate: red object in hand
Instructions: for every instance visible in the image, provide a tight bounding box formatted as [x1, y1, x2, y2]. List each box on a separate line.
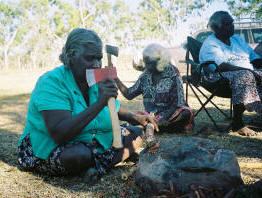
[104, 66, 117, 79]
[86, 67, 117, 86]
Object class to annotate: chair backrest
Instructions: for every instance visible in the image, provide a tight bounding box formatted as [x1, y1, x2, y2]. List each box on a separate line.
[186, 36, 232, 98]
[185, 36, 203, 84]
[187, 36, 202, 64]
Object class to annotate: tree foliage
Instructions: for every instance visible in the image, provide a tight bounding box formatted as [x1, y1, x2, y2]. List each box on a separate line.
[223, 0, 262, 18]
[0, 0, 208, 70]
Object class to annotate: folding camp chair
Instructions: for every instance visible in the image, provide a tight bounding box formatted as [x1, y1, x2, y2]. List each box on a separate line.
[182, 36, 232, 130]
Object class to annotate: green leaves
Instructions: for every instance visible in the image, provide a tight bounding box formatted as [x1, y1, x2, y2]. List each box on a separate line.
[0, 0, 209, 69]
[217, 0, 262, 18]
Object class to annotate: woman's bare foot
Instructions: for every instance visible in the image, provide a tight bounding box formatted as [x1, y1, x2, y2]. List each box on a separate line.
[237, 126, 257, 136]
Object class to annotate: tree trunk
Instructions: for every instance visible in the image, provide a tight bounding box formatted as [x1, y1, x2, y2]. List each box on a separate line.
[4, 48, 8, 70]
[17, 56, 21, 70]
[3, 29, 17, 70]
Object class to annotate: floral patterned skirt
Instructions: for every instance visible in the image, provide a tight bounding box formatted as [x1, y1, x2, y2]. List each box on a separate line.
[17, 126, 142, 176]
[203, 69, 262, 113]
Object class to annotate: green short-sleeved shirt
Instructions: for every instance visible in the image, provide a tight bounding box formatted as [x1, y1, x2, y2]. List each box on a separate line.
[18, 65, 120, 160]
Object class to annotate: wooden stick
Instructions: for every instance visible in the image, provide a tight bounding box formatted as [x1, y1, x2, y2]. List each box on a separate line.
[106, 45, 123, 149]
[108, 97, 123, 148]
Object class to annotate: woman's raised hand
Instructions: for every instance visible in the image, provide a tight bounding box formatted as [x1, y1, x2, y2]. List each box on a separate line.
[98, 78, 118, 105]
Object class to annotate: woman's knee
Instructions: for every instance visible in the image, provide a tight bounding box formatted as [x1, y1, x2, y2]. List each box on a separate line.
[75, 144, 92, 163]
[60, 143, 93, 170]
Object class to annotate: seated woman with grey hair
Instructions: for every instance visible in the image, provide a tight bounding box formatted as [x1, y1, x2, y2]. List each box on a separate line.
[199, 11, 262, 136]
[17, 28, 158, 182]
[115, 43, 194, 133]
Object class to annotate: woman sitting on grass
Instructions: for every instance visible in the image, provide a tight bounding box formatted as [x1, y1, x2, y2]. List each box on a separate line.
[17, 28, 158, 182]
[115, 43, 194, 133]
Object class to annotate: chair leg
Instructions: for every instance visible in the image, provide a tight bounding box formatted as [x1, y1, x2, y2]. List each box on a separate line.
[186, 52, 190, 104]
[186, 80, 189, 104]
[194, 87, 216, 117]
[194, 86, 231, 120]
[188, 84, 221, 131]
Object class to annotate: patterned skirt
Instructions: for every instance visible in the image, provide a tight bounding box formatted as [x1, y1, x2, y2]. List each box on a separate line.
[17, 126, 142, 176]
[203, 69, 262, 113]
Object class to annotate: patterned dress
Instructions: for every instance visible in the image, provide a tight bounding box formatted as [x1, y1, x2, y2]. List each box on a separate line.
[200, 34, 262, 113]
[204, 70, 262, 113]
[127, 64, 194, 129]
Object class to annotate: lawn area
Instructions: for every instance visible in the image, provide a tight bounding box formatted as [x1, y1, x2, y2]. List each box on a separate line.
[0, 66, 261, 198]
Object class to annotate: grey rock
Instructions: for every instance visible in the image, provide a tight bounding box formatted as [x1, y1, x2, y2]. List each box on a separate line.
[135, 137, 243, 196]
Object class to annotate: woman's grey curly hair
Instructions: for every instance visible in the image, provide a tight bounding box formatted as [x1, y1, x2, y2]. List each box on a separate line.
[59, 28, 102, 67]
[208, 11, 231, 31]
[143, 43, 171, 72]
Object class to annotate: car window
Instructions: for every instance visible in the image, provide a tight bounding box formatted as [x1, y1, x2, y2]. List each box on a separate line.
[234, 29, 249, 43]
[252, 28, 262, 43]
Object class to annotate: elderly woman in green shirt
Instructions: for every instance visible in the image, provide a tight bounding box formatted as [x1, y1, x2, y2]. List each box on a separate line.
[17, 28, 158, 182]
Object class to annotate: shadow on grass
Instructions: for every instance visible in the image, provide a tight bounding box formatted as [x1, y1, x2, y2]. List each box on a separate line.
[0, 93, 30, 126]
[208, 134, 262, 159]
[0, 93, 30, 108]
[184, 107, 262, 159]
[0, 94, 30, 167]
[26, 165, 133, 197]
[0, 129, 20, 167]
[0, 93, 33, 196]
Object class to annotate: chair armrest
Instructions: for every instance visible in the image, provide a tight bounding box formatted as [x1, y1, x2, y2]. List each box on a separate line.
[179, 59, 200, 66]
[200, 61, 227, 81]
[200, 61, 216, 67]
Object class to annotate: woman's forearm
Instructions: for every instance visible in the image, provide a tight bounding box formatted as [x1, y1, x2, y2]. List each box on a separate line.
[218, 63, 247, 72]
[118, 106, 159, 131]
[42, 100, 107, 144]
[115, 78, 133, 100]
[118, 106, 140, 125]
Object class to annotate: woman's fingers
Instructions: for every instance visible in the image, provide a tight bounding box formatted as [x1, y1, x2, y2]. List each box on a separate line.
[147, 115, 159, 132]
[98, 78, 119, 102]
